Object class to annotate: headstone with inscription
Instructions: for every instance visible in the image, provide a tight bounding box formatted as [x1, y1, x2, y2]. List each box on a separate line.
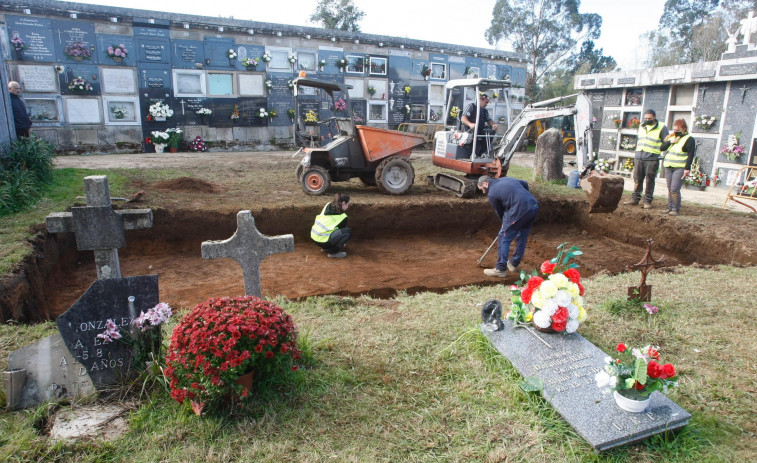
[171, 39, 205, 69]
[53, 19, 98, 64]
[96, 35, 136, 67]
[482, 321, 691, 451]
[56, 275, 159, 386]
[6, 15, 57, 62]
[136, 38, 171, 65]
[17, 65, 59, 92]
[203, 38, 236, 69]
[59, 64, 101, 96]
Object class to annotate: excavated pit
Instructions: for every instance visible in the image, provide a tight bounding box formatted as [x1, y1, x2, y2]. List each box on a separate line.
[4, 196, 753, 323]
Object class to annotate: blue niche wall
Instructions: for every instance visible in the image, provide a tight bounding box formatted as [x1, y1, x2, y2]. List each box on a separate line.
[96, 35, 136, 67]
[6, 15, 56, 62]
[171, 40, 205, 69]
[52, 19, 98, 64]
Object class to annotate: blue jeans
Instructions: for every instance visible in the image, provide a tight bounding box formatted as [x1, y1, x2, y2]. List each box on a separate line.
[496, 206, 538, 271]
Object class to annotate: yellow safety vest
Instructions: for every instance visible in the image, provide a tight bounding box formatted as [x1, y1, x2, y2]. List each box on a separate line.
[310, 204, 347, 243]
[663, 134, 691, 168]
[637, 122, 665, 155]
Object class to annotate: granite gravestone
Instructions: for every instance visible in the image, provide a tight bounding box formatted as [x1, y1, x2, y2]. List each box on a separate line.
[46, 176, 153, 280]
[136, 38, 171, 65]
[171, 39, 205, 69]
[96, 34, 136, 67]
[6, 15, 57, 62]
[6, 334, 96, 410]
[643, 87, 669, 118]
[52, 19, 98, 64]
[56, 275, 159, 386]
[482, 321, 691, 451]
[201, 210, 295, 297]
[59, 64, 101, 96]
[203, 38, 236, 69]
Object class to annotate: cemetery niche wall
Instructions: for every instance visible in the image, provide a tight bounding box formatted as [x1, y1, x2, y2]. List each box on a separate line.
[575, 19, 757, 189]
[1, 0, 526, 153]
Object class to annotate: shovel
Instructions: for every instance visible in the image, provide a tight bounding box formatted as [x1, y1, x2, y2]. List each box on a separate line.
[477, 236, 499, 267]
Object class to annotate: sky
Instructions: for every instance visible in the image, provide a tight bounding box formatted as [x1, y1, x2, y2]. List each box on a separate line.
[56, 0, 666, 70]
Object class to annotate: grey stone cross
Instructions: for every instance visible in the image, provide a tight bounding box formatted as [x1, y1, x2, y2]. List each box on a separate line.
[201, 210, 295, 297]
[45, 175, 153, 280]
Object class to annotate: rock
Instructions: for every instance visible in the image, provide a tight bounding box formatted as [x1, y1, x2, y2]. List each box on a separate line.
[580, 172, 625, 213]
[533, 128, 564, 182]
[49, 404, 130, 441]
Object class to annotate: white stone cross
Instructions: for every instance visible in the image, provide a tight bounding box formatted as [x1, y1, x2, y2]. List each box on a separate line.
[45, 176, 153, 280]
[740, 11, 757, 47]
[201, 210, 295, 297]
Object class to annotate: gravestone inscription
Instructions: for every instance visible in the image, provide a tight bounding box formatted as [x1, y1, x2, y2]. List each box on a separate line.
[201, 211, 295, 297]
[59, 64, 101, 96]
[96, 34, 135, 67]
[482, 321, 690, 451]
[136, 38, 171, 64]
[52, 19, 98, 64]
[57, 275, 159, 386]
[203, 38, 236, 69]
[171, 39, 205, 69]
[6, 15, 57, 62]
[17, 65, 58, 93]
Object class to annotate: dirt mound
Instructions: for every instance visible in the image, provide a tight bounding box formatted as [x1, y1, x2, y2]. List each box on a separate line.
[152, 177, 222, 193]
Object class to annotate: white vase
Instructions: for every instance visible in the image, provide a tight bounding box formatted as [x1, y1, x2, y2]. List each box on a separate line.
[154, 116, 166, 122]
[613, 390, 651, 413]
[154, 143, 166, 154]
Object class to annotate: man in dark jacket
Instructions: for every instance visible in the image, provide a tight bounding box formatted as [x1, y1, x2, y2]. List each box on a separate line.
[477, 176, 539, 278]
[8, 81, 32, 138]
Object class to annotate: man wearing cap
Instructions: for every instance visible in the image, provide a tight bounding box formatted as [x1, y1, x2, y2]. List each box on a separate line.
[8, 81, 32, 138]
[625, 109, 668, 208]
[461, 93, 498, 156]
[477, 175, 539, 278]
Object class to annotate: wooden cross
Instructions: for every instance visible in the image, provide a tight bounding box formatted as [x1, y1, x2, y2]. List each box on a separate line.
[740, 85, 751, 103]
[626, 239, 666, 300]
[46, 176, 153, 280]
[201, 210, 295, 297]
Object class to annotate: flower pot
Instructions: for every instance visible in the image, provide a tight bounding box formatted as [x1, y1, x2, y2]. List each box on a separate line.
[169, 147, 178, 153]
[153, 143, 166, 153]
[112, 56, 123, 63]
[72, 56, 84, 62]
[613, 390, 651, 413]
[235, 370, 255, 393]
[14, 50, 23, 61]
[533, 323, 556, 334]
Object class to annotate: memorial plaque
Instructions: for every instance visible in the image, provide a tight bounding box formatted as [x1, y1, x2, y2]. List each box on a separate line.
[696, 138, 717, 173]
[599, 78, 614, 86]
[65, 98, 101, 124]
[96, 34, 135, 67]
[693, 82, 726, 134]
[388, 55, 411, 83]
[133, 26, 170, 38]
[173, 97, 210, 125]
[368, 55, 388, 76]
[643, 86, 669, 117]
[6, 15, 56, 62]
[138, 64, 172, 89]
[692, 70, 716, 79]
[7, 334, 96, 409]
[719, 63, 757, 77]
[409, 82, 429, 103]
[368, 79, 388, 101]
[59, 64, 101, 96]
[231, 98, 269, 127]
[484, 63, 498, 79]
[511, 67, 527, 87]
[269, 100, 294, 127]
[101, 68, 136, 94]
[18, 65, 58, 92]
[605, 89, 623, 106]
[171, 39, 205, 69]
[267, 73, 294, 100]
[52, 19, 98, 64]
[233, 44, 265, 71]
[449, 61, 467, 80]
[204, 38, 236, 69]
[345, 54, 366, 74]
[497, 64, 512, 81]
[580, 79, 596, 87]
[617, 77, 636, 85]
[136, 38, 170, 64]
[483, 321, 691, 451]
[239, 73, 265, 96]
[103, 97, 140, 125]
[56, 275, 159, 386]
[318, 47, 344, 75]
[25, 96, 62, 125]
[350, 100, 367, 124]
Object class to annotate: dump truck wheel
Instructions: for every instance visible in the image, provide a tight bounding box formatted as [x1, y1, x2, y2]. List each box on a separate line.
[564, 140, 576, 155]
[376, 156, 414, 195]
[359, 175, 376, 186]
[301, 166, 330, 195]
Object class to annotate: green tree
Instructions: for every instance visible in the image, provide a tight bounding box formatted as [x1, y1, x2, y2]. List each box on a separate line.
[310, 0, 365, 32]
[486, 0, 602, 98]
[568, 40, 617, 74]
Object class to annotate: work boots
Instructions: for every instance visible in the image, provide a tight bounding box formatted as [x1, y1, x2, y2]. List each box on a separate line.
[484, 268, 507, 278]
[623, 200, 640, 206]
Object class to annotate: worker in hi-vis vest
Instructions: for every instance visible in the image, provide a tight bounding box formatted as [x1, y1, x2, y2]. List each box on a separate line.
[310, 193, 351, 258]
[625, 109, 669, 209]
[660, 119, 696, 216]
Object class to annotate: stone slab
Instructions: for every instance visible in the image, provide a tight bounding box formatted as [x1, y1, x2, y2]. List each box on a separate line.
[482, 320, 691, 451]
[56, 275, 159, 386]
[7, 334, 96, 409]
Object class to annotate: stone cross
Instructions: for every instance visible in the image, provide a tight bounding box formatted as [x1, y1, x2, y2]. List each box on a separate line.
[740, 11, 757, 47]
[201, 210, 295, 297]
[46, 176, 153, 280]
[626, 238, 666, 301]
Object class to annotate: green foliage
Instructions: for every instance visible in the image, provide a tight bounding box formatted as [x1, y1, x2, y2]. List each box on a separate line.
[568, 40, 617, 74]
[603, 298, 643, 315]
[0, 137, 55, 215]
[486, 0, 602, 98]
[309, 0, 365, 31]
[520, 376, 544, 392]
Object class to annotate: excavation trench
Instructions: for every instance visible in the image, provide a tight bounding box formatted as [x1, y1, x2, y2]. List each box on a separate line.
[4, 196, 752, 323]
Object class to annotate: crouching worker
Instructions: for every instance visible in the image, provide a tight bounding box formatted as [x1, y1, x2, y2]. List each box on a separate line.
[311, 193, 352, 258]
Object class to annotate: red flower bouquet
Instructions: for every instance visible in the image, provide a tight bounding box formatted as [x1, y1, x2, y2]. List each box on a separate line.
[165, 296, 301, 410]
[595, 343, 679, 399]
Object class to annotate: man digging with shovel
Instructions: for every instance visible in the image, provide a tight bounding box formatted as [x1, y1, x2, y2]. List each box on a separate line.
[477, 176, 539, 278]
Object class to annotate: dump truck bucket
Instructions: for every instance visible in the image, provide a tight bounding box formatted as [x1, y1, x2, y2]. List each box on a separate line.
[356, 125, 426, 163]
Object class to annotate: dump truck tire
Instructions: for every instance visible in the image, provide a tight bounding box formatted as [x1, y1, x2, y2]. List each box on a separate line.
[301, 166, 330, 195]
[564, 139, 576, 155]
[376, 156, 414, 195]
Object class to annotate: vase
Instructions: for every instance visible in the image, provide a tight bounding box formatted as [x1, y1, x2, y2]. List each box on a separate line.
[154, 116, 166, 122]
[613, 390, 651, 413]
[153, 143, 166, 153]
[424, 75, 429, 81]
[112, 56, 123, 63]
[14, 50, 23, 60]
[72, 56, 84, 62]
[229, 59, 235, 66]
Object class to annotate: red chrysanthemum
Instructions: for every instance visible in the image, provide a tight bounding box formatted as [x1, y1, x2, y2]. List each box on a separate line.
[551, 307, 569, 324]
[563, 268, 581, 283]
[616, 343, 627, 352]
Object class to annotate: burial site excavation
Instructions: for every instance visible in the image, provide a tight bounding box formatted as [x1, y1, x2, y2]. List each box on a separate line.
[7, 190, 752, 322]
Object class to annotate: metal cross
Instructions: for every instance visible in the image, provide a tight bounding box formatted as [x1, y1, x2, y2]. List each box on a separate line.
[626, 239, 666, 288]
[179, 99, 186, 115]
[740, 85, 751, 103]
[698, 84, 708, 102]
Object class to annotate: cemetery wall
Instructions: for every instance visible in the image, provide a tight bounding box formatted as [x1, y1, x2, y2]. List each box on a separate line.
[0, 0, 527, 153]
[575, 46, 757, 189]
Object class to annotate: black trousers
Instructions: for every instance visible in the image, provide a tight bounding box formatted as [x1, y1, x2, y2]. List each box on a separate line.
[15, 128, 30, 138]
[316, 228, 352, 254]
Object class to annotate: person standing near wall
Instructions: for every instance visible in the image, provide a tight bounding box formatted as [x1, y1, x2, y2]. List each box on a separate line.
[660, 119, 696, 216]
[8, 81, 32, 138]
[625, 109, 668, 208]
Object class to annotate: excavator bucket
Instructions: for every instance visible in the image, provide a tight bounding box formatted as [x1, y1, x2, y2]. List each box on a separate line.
[580, 172, 625, 213]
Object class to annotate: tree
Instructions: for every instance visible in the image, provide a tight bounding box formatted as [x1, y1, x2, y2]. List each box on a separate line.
[486, 0, 602, 98]
[568, 40, 617, 74]
[310, 0, 365, 32]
